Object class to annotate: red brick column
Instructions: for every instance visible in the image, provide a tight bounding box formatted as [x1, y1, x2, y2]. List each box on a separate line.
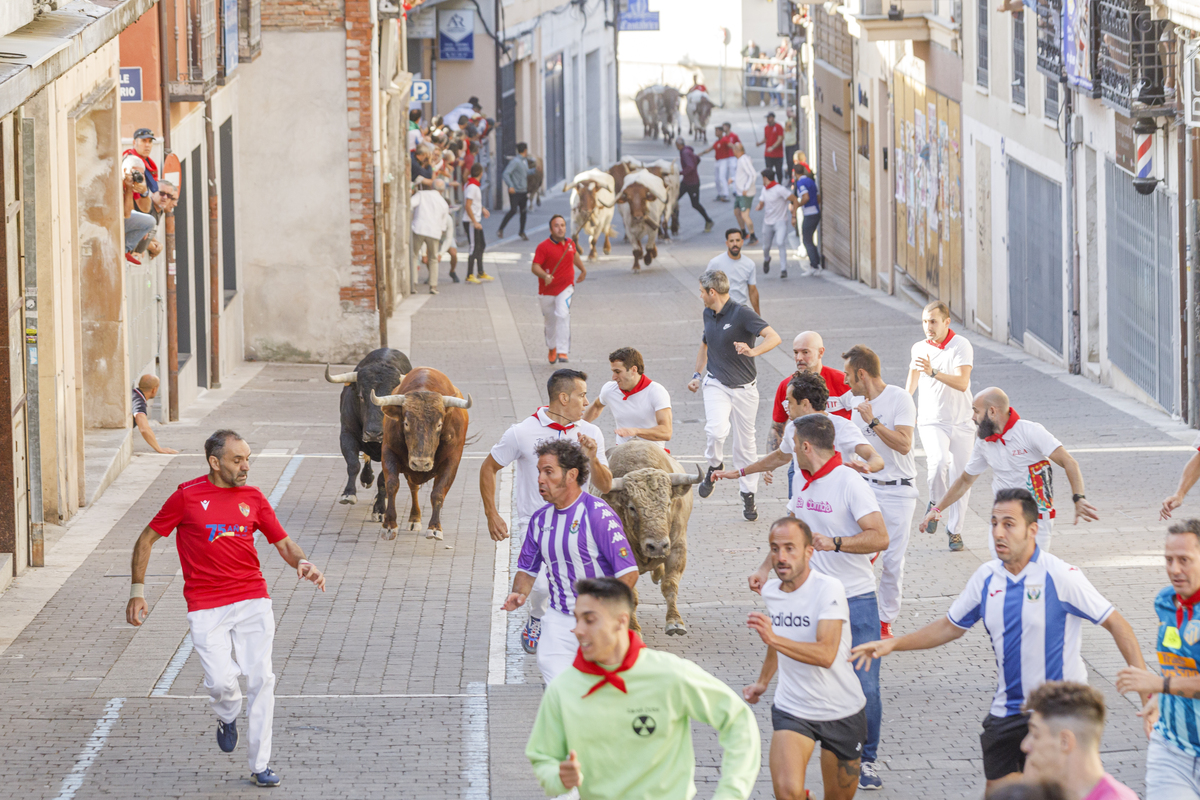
[341, 0, 377, 311]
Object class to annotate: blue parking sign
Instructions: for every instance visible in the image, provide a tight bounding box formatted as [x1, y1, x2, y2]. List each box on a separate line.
[411, 80, 433, 104]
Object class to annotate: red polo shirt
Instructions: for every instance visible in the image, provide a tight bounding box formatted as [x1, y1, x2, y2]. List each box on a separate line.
[763, 123, 785, 158]
[714, 132, 741, 160]
[533, 236, 578, 296]
[773, 365, 854, 423]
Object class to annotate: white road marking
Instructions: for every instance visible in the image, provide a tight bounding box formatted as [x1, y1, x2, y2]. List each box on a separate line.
[54, 697, 125, 800]
[149, 632, 193, 698]
[488, 470, 513, 686]
[266, 455, 306, 508]
[462, 681, 489, 799]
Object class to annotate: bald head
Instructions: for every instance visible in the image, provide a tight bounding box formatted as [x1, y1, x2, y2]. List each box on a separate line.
[972, 387, 1012, 440]
[793, 331, 826, 373]
[138, 374, 160, 397]
[975, 387, 1009, 411]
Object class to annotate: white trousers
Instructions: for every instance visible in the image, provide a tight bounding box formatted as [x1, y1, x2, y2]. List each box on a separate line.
[539, 285, 573, 354]
[537, 609, 579, 685]
[702, 376, 760, 494]
[762, 219, 790, 272]
[188, 597, 276, 773]
[715, 158, 734, 198]
[871, 483, 918, 623]
[516, 515, 551, 621]
[917, 421, 975, 536]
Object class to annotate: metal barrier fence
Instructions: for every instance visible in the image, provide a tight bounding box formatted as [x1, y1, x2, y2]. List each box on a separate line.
[742, 56, 798, 106]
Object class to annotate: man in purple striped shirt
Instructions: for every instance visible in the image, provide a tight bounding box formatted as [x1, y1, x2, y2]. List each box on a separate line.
[501, 439, 639, 684]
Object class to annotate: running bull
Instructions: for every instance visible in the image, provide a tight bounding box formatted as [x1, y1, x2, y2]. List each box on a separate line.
[326, 348, 413, 520]
[602, 440, 703, 635]
[370, 367, 472, 540]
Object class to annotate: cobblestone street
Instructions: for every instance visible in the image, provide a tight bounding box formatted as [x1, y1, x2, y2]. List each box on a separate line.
[0, 118, 1192, 799]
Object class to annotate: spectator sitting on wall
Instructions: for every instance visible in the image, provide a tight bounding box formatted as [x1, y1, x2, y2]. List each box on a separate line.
[123, 165, 156, 265]
[408, 109, 425, 152]
[129, 180, 179, 260]
[122, 128, 160, 200]
[132, 375, 178, 455]
[412, 144, 436, 190]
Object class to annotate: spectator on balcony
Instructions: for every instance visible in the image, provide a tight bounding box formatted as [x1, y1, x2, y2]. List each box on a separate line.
[129, 180, 179, 260]
[123, 128, 160, 197]
[408, 109, 425, 152]
[123, 166, 156, 265]
[132, 375, 178, 455]
[412, 144, 436, 190]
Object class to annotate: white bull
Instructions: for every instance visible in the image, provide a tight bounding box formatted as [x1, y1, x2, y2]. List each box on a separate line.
[686, 89, 715, 142]
[615, 169, 668, 271]
[563, 168, 616, 260]
[647, 158, 680, 239]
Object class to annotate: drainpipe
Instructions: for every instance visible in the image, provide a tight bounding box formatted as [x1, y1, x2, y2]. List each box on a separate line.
[205, 99, 221, 388]
[21, 117, 43, 567]
[1181, 121, 1190, 422]
[370, 0, 388, 348]
[1188, 127, 1198, 427]
[1066, 89, 1080, 374]
[613, 0, 620, 158]
[159, 0, 179, 420]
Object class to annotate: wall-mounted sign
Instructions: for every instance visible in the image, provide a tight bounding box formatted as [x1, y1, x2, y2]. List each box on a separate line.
[411, 79, 433, 104]
[438, 9, 475, 60]
[408, 9, 435, 38]
[1063, 0, 1095, 95]
[119, 67, 142, 102]
[619, 0, 659, 31]
[223, 0, 238, 76]
[1185, 40, 1200, 128]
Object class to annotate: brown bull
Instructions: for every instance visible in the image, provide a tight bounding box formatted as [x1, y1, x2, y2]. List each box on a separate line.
[616, 169, 667, 271]
[601, 441, 703, 634]
[370, 367, 472, 541]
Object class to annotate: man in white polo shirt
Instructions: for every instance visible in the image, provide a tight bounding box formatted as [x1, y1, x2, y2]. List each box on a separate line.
[583, 346, 672, 449]
[744, 517, 867, 800]
[918, 387, 1099, 553]
[907, 300, 975, 552]
[842, 345, 917, 641]
[706, 229, 760, 314]
[480, 368, 613, 654]
[755, 167, 799, 278]
[748, 414, 889, 791]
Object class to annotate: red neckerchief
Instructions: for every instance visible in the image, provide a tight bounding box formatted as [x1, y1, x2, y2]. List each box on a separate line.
[928, 329, 956, 350]
[799, 451, 843, 492]
[1176, 587, 1200, 629]
[122, 149, 159, 178]
[984, 408, 1020, 445]
[619, 375, 652, 399]
[573, 630, 646, 697]
[534, 407, 575, 433]
[466, 178, 480, 187]
[764, 180, 778, 190]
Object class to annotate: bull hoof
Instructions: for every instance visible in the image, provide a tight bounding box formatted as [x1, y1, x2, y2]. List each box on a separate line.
[666, 621, 687, 636]
[370, 511, 384, 522]
[408, 520, 422, 532]
[425, 528, 444, 540]
[339, 494, 357, 505]
[644, 251, 655, 265]
[603, 243, 611, 254]
[380, 526, 398, 541]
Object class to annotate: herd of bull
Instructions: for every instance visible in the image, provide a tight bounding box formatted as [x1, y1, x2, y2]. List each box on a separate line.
[634, 85, 716, 144]
[326, 347, 704, 634]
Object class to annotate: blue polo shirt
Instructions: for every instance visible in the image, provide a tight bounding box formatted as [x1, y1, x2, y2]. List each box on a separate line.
[1154, 586, 1200, 756]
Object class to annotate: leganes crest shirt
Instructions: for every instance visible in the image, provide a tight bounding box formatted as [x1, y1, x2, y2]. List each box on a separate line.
[149, 476, 289, 612]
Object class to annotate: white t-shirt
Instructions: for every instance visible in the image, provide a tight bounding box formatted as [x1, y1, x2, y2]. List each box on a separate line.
[597, 379, 671, 448]
[463, 182, 483, 222]
[853, 384, 917, 482]
[763, 573, 866, 721]
[910, 330, 974, 425]
[787, 463, 882, 597]
[489, 407, 610, 525]
[411, 189, 450, 239]
[407, 127, 424, 152]
[964, 415, 1062, 519]
[757, 183, 794, 226]
[706, 253, 756, 309]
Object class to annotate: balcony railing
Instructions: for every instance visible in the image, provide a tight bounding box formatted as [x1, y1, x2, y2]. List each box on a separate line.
[169, 0, 218, 101]
[239, 0, 261, 63]
[1036, 0, 1063, 80]
[1099, 0, 1178, 118]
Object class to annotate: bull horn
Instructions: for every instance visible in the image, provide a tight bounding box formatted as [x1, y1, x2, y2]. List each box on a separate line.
[607, 477, 625, 492]
[325, 365, 358, 383]
[369, 388, 406, 407]
[668, 464, 705, 486]
[442, 393, 473, 409]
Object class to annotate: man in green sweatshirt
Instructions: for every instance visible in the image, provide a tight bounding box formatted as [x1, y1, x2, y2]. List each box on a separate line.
[525, 577, 761, 799]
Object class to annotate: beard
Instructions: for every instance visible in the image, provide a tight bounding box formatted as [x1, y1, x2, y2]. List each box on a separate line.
[728, 246, 741, 257]
[976, 416, 998, 440]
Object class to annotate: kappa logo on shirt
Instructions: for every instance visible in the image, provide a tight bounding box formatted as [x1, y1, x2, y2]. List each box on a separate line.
[600, 509, 614, 519]
[611, 530, 626, 544]
[607, 520, 620, 532]
[201, 500, 210, 510]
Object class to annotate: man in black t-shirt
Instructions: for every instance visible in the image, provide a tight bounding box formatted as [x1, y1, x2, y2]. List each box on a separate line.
[686, 269, 781, 520]
[132, 374, 177, 455]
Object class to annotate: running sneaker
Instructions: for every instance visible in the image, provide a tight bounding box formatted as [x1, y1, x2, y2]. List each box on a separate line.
[547, 349, 557, 364]
[478, 273, 495, 281]
[429, 286, 438, 295]
[880, 621, 894, 640]
[746, 233, 759, 246]
[859, 760, 882, 790]
[521, 617, 542, 654]
[217, 719, 238, 753]
[704, 220, 714, 232]
[519, 233, 529, 241]
[557, 354, 569, 363]
[763, 258, 771, 274]
[251, 767, 281, 787]
[698, 463, 723, 498]
[466, 275, 481, 284]
[780, 268, 788, 279]
[948, 531, 965, 552]
[449, 270, 460, 284]
[741, 491, 758, 522]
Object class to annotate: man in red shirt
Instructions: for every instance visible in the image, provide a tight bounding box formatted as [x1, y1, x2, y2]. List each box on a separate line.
[532, 214, 587, 364]
[126, 429, 325, 788]
[768, 331, 855, 497]
[700, 122, 740, 202]
[756, 112, 786, 184]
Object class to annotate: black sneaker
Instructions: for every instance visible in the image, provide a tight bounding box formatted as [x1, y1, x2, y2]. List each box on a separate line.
[449, 270, 460, 284]
[780, 268, 788, 279]
[763, 258, 771, 274]
[741, 491, 758, 521]
[217, 719, 238, 753]
[746, 234, 759, 246]
[698, 463, 722, 498]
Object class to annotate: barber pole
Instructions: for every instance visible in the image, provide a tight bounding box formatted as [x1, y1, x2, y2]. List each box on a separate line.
[1132, 117, 1159, 195]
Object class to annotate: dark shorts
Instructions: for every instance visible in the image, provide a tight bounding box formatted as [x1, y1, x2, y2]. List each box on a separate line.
[772, 704, 866, 762]
[980, 712, 1029, 780]
[735, 195, 754, 211]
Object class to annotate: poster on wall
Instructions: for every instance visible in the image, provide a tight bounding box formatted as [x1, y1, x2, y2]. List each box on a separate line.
[1063, 0, 1095, 93]
[223, 0, 238, 76]
[438, 9, 475, 60]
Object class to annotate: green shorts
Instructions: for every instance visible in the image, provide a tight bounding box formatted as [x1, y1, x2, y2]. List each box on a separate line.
[735, 195, 754, 211]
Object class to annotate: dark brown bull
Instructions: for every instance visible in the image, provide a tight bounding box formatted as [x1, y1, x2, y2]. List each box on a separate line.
[370, 367, 472, 541]
[615, 169, 667, 271]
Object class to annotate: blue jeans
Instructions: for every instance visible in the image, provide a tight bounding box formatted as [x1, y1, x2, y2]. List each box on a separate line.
[1148, 731, 1200, 799]
[848, 591, 882, 762]
[124, 210, 156, 252]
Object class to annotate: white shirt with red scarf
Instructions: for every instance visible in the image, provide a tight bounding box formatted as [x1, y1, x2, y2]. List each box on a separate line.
[910, 328, 974, 426]
[964, 409, 1063, 521]
[489, 407, 609, 523]
[597, 377, 671, 448]
[757, 181, 794, 226]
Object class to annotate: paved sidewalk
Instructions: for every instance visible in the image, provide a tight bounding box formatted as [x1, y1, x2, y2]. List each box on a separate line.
[0, 114, 1187, 799]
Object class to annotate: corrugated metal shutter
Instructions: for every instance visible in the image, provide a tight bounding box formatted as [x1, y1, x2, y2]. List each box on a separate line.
[819, 117, 853, 278]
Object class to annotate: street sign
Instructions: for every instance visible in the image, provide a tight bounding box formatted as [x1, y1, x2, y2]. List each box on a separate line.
[619, 0, 659, 30]
[438, 9, 474, 60]
[411, 80, 433, 104]
[119, 67, 142, 102]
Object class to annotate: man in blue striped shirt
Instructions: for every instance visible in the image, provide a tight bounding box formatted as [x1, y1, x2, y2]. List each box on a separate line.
[501, 439, 639, 684]
[1117, 519, 1200, 799]
[852, 488, 1147, 796]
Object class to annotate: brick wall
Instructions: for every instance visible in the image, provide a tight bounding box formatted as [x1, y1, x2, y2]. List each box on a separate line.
[341, 0, 377, 310]
[262, 0, 344, 31]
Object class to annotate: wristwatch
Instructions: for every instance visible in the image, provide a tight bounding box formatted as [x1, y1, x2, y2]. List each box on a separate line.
[929, 367, 939, 378]
[834, 536, 843, 553]
[1072, 493, 1086, 503]
[692, 371, 702, 380]
[868, 418, 881, 430]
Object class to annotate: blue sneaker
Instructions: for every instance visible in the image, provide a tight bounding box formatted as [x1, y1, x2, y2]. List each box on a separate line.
[216, 719, 238, 753]
[858, 760, 882, 790]
[521, 617, 542, 654]
[251, 767, 281, 787]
